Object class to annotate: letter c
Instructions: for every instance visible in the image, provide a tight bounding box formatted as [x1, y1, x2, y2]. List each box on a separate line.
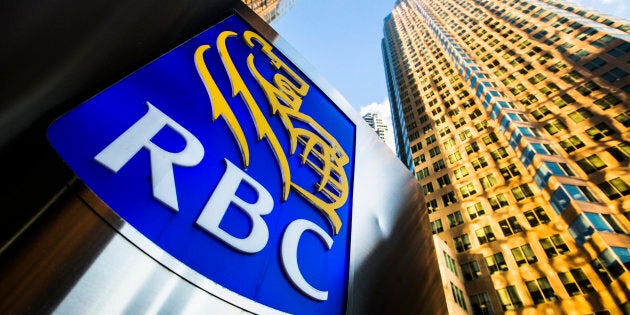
[281, 219, 333, 301]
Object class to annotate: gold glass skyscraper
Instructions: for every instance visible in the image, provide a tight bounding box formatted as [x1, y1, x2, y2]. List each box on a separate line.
[242, 0, 297, 23]
[383, 0, 630, 314]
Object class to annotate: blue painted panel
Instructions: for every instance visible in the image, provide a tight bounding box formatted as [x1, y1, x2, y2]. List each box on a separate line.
[48, 14, 355, 315]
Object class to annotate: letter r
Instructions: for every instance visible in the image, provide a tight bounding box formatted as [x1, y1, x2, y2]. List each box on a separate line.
[94, 102, 204, 211]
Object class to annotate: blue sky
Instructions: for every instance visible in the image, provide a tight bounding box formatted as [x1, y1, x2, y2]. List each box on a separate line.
[273, 0, 395, 113]
[272, 0, 630, 129]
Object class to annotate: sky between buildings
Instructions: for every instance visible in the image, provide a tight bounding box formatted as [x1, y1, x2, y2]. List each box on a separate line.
[272, 0, 630, 149]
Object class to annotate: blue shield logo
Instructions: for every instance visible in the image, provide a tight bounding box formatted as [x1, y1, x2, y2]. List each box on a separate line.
[47, 14, 355, 315]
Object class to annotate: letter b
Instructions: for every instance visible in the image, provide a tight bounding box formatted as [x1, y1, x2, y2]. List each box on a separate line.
[196, 159, 273, 254]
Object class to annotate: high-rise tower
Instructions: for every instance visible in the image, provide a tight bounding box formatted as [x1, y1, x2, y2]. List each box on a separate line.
[383, 0, 630, 314]
[363, 112, 390, 141]
[242, 0, 297, 23]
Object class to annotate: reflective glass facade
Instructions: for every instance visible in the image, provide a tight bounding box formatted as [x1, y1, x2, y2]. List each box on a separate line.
[383, 0, 630, 313]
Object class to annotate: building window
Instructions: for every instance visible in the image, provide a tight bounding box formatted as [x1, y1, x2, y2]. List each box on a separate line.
[524, 207, 550, 227]
[476, 225, 496, 244]
[475, 120, 489, 131]
[411, 142, 423, 153]
[459, 128, 473, 141]
[519, 64, 535, 76]
[470, 108, 483, 120]
[575, 27, 605, 41]
[451, 282, 467, 310]
[526, 277, 557, 304]
[454, 165, 470, 179]
[500, 164, 521, 180]
[469, 292, 492, 315]
[512, 184, 535, 201]
[597, 177, 630, 200]
[544, 34, 560, 46]
[607, 141, 630, 162]
[586, 122, 616, 140]
[531, 106, 551, 120]
[465, 142, 480, 154]
[568, 107, 594, 123]
[442, 191, 458, 206]
[512, 244, 538, 266]
[417, 167, 430, 180]
[431, 219, 443, 234]
[602, 67, 629, 83]
[541, 162, 575, 179]
[448, 211, 464, 227]
[429, 146, 441, 157]
[490, 147, 509, 161]
[576, 81, 601, 96]
[422, 124, 433, 135]
[560, 70, 583, 83]
[489, 193, 509, 210]
[496, 286, 523, 311]
[568, 49, 591, 62]
[485, 252, 508, 273]
[551, 94, 575, 109]
[551, 185, 599, 214]
[591, 247, 630, 284]
[495, 66, 508, 76]
[615, 110, 630, 127]
[459, 182, 477, 198]
[480, 173, 498, 190]
[426, 134, 436, 144]
[433, 159, 446, 172]
[482, 132, 499, 145]
[426, 199, 438, 214]
[607, 42, 630, 57]
[540, 83, 560, 95]
[503, 79, 527, 95]
[559, 269, 595, 296]
[528, 73, 546, 84]
[576, 154, 607, 174]
[594, 93, 621, 110]
[454, 234, 472, 252]
[559, 135, 585, 153]
[540, 234, 570, 258]
[448, 151, 463, 164]
[467, 202, 486, 220]
[586, 212, 627, 234]
[583, 57, 607, 71]
[444, 251, 458, 275]
[499, 216, 523, 236]
[548, 61, 567, 73]
[591, 34, 615, 48]
[437, 174, 451, 187]
[461, 261, 481, 280]
[422, 182, 434, 195]
[520, 94, 539, 106]
[544, 120, 567, 135]
[444, 138, 456, 150]
[472, 157, 489, 171]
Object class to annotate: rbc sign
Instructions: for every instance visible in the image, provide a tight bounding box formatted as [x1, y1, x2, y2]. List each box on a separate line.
[48, 14, 355, 314]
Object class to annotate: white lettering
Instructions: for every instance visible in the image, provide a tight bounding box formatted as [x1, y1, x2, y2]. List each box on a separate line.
[95, 102, 204, 211]
[195, 158, 273, 254]
[281, 219, 332, 301]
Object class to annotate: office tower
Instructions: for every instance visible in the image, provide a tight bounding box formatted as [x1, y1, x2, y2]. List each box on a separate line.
[363, 112, 390, 141]
[383, 0, 630, 314]
[242, 0, 297, 23]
